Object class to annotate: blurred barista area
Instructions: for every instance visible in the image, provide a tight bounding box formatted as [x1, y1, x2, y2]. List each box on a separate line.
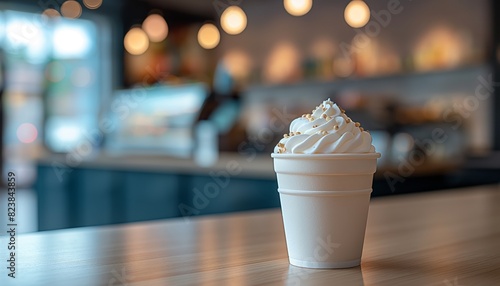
[243, 66, 493, 177]
[42, 59, 493, 191]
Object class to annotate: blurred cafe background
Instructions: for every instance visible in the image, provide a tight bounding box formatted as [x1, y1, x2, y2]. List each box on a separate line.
[0, 0, 499, 233]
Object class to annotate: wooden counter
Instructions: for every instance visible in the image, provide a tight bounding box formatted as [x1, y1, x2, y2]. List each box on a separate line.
[2, 184, 499, 285]
[35, 150, 465, 231]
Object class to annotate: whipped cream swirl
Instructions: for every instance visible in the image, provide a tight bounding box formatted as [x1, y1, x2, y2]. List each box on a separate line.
[274, 99, 375, 154]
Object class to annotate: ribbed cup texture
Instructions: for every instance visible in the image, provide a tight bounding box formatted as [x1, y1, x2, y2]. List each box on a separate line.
[272, 153, 380, 268]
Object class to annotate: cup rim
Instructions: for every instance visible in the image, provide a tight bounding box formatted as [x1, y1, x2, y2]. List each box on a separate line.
[271, 152, 381, 159]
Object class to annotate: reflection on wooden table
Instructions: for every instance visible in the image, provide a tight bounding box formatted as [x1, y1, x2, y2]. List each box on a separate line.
[1, 184, 499, 285]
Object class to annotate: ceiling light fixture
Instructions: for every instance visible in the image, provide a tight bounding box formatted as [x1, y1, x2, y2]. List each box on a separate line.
[124, 27, 149, 55]
[220, 6, 247, 35]
[344, 0, 370, 28]
[284, 0, 313, 16]
[198, 23, 220, 49]
[143, 14, 168, 42]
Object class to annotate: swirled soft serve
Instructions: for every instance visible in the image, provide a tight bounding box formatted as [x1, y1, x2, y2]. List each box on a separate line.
[274, 99, 375, 154]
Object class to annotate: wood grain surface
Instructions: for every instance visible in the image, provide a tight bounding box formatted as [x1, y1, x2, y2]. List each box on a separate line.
[1, 184, 499, 285]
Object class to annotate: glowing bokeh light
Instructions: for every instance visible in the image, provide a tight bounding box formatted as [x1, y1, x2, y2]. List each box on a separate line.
[53, 24, 92, 58]
[124, 27, 149, 55]
[5, 17, 49, 63]
[284, 0, 313, 16]
[264, 42, 301, 84]
[142, 14, 168, 42]
[54, 125, 80, 142]
[223, 50, 252, 80]
[17, 123, 38, 144]
[220, 6, 247, 35]
[83, 0, 103, 9]
[344, 0, 370, 28]
[61, 0, 82, 19]
[198, 23, 220, 49]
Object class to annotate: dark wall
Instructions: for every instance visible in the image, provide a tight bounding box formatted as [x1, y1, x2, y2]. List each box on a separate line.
[493, 0, 500, 150]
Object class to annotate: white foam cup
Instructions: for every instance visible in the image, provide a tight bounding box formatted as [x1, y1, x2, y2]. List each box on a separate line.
[272, 153, 380, 269]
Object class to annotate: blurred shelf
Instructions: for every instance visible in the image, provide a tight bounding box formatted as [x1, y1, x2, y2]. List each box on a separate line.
[37, 151, 277, 179]
[250, 64, 489, 90]
[245, 64, 490, 98]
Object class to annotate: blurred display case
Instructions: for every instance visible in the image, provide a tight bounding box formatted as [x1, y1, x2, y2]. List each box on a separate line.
[0, 9, 108, 186]
[104, 83, 208, 157]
